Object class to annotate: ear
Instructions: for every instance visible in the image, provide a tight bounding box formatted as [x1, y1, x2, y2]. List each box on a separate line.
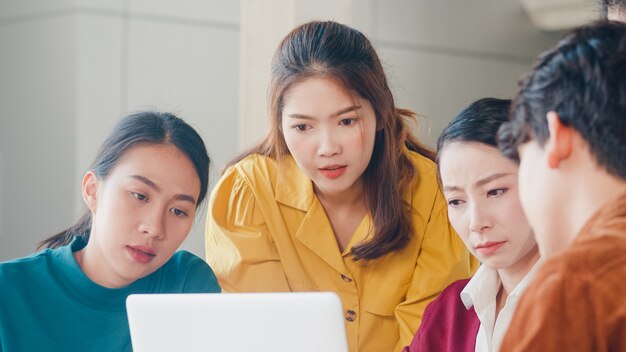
[82, 171, 99, 214]
[545, 111, 573, 169]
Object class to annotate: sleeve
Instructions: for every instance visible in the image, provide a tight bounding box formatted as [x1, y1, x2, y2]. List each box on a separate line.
[499, 268, 626, 352]
[403, 293, 439, 352]
[394, 190, 478, 351]
[205, 166, 290, 292]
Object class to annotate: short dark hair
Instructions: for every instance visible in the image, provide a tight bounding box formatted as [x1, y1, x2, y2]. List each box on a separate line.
[436, 98, 512, 162]
[498, 21, 626, 180]
[600, 0, 626, 18]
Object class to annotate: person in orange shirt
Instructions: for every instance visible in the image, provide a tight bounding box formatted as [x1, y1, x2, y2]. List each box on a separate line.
[205, 20, 476, 352]
[498, 21, 626, 351]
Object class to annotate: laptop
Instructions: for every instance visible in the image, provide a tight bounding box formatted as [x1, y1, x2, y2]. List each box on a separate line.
[126, 292, 349, 352]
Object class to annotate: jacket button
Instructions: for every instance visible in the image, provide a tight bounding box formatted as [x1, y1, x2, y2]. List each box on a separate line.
[341, 274, 352, 282]
[345, 309, 356, 322]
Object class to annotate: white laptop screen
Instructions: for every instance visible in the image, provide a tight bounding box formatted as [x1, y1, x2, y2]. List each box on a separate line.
[126, 292, 349, 352]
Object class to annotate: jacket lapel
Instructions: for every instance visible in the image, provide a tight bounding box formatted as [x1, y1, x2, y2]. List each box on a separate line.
[274, 156, 349, 273]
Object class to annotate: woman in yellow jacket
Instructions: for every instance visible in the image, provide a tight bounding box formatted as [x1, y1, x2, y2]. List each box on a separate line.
[206, 20, 477, 352]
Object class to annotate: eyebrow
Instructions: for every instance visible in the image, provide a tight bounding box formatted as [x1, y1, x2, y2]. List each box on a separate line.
[129, 175, 197, 204]
[475, 172, 513, 187]
[443, 173, 513, 193]
[287, 105, 362, 120]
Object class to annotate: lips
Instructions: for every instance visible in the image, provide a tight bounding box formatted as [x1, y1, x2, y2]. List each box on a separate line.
[319, 165, 347, 179]
[127, 245, 156, 264]
[474, 241, 506, 255]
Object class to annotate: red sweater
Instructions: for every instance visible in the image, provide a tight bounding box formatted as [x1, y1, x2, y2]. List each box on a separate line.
[403, 278, 480, 352]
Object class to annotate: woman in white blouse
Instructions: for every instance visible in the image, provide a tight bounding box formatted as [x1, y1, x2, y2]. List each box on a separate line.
[404, 98, 541, 352]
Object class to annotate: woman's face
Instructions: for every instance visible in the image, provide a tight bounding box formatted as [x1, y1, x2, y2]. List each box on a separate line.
[281, 77, 377, 199]
[438, 141, 537, 270]
[80, 143, 200, 288]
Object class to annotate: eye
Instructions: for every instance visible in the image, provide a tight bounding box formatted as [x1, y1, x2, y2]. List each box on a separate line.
[131, 192, 148, 201]
[339, 118, 357, 126]
[171, 208, 188, 217]
[291, 124, 311, 132]
[447, 199, 464, 208]
[487, 188, 507, 198]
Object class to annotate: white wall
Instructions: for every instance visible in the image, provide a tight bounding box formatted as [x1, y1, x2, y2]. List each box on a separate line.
[0, 0, 566, 262]
[0, 0, 239, 261]
[0, 10, 78, 260]
[367, 0, 563, 146]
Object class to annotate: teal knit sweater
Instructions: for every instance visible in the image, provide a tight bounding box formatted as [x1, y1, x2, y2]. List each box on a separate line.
[0, 237, 220, 351]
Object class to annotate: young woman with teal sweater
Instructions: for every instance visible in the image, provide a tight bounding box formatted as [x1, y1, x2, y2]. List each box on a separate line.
[0, 111, 220, 351]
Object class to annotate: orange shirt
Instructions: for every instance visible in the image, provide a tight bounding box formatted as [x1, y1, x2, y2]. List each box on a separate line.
[500, 190, 626, 352]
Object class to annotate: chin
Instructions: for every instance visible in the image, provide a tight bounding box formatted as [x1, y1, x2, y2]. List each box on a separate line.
[481, 258, 511, 271]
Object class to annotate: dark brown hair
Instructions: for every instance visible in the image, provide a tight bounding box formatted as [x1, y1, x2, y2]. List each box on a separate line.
[229, 20, 434, 261]
[39, 111, 211, 249]
[498, 21, 626, 180]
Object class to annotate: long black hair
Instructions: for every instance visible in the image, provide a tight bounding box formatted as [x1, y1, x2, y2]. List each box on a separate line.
[39, 111, 211, 249]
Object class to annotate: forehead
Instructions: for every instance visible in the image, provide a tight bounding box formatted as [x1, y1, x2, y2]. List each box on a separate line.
[439, 141, 518, 187]
[107, 143, 199, 189]
[282, 77, 364, 111]
[114, 143, 187, 165]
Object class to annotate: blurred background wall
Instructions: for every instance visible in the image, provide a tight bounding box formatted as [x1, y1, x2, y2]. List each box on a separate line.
[0, 0, 597, 261]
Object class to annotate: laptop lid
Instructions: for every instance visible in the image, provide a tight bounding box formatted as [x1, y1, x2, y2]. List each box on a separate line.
[126, 292, 349, 352]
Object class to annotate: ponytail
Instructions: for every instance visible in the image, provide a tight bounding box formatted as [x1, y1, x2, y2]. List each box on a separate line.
[38, 212, 92, 249]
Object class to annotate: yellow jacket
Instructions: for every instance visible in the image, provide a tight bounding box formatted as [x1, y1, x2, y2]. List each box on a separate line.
[206, 152, 477, 352]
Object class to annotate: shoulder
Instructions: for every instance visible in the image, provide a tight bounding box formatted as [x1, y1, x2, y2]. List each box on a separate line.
[412, 278, 479, 351]
[420, 278, 474, 328]
[552, 233, 626, 274]
[406, 150, 439, 188]
[0, 249, 53, 278]
[502, 236, 626, 351]
[514, 236, 626, 323]
[406, 150, 437, 175]
[213, 154, 279, 197]
[425, 278, 471, 312]
[163, 251, 217, 277]
[159, 251, 221, 293]
[225, 154, 278, 182]
[531, 235, 626, 299]
[404, 151, 445, 215]
[0, 249, 56, 299]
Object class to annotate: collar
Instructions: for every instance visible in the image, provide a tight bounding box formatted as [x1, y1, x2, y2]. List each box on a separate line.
[273, 155, 315, 212]
[460, 259, 543, 311]
[461, 264, 501, 311]
[576, 187, 626, 242]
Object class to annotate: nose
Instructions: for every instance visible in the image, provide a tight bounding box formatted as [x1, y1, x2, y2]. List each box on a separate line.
[469, 203, 492, 235]
[139, 207, 165, 239]
[317, 129, 341, 157]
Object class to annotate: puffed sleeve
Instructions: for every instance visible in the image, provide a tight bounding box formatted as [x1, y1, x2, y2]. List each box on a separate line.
[205, 166, 290, 292]
[394, 190, 478, 350]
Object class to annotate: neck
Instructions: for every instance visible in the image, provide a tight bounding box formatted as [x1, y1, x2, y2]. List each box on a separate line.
[497, 244, 540, 301]
[314, 179, 365, 209]
[73, 235, 130, 289]
[558, 170, 626, 257]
